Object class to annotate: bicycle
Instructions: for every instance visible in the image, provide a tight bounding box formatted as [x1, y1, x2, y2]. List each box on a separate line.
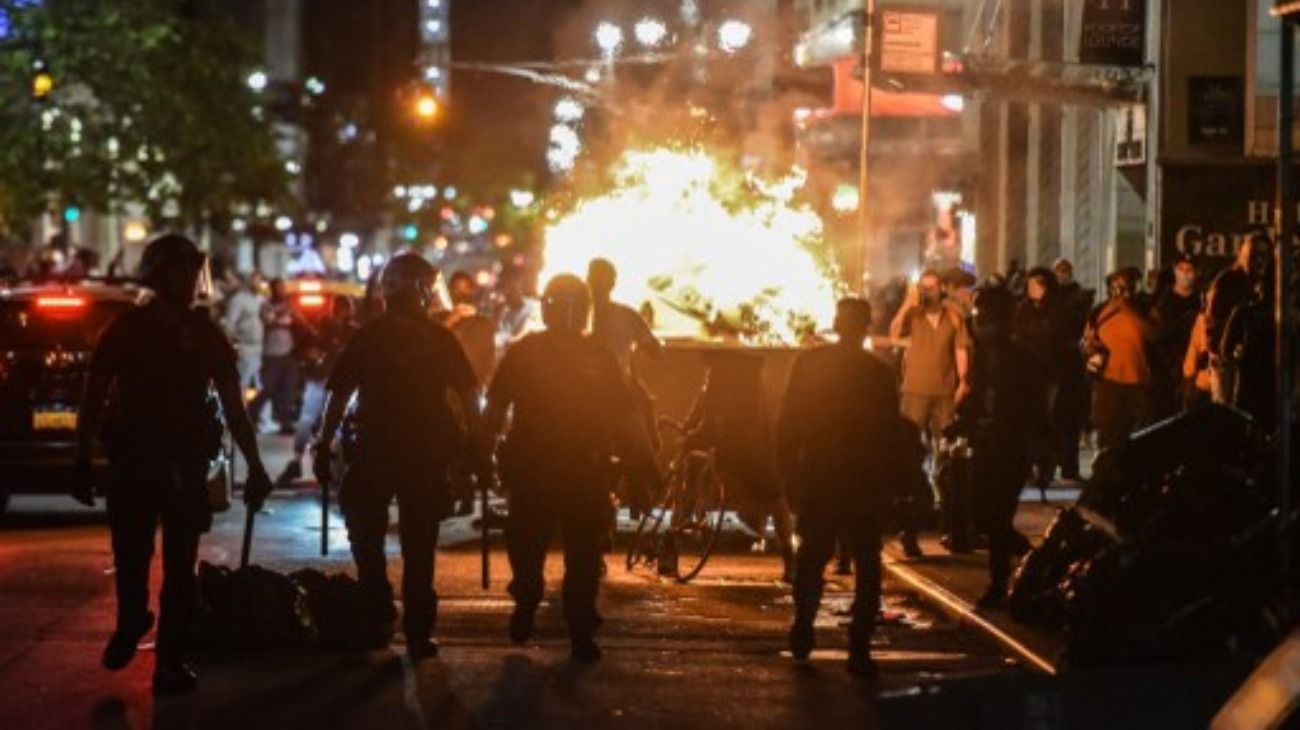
[625, 418, 728, 583]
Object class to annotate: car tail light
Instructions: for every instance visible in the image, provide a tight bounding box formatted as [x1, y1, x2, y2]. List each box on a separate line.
[35, 295, 87, 312]
[298, 294, 326, 309]
[297, 280, 323, 293]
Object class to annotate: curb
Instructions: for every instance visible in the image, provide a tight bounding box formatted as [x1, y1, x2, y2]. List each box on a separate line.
[884, 558, 1058, 676]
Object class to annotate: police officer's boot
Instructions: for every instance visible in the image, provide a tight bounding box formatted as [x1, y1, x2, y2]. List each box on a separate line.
[846, 650, 879, 678]
[571, 635, 602, 662]
[102, 611, 155, 671]
[898, 530, 923, 559]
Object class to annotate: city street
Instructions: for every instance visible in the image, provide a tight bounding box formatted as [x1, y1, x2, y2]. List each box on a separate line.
[0, 438, 1025, 730]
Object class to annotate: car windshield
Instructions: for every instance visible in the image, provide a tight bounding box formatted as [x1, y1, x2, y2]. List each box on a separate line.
[0, 299, 132, 351]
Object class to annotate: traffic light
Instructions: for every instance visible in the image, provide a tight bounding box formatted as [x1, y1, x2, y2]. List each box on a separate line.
[31, 60, 53, 101]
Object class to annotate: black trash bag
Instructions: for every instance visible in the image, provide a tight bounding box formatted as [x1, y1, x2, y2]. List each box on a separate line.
[193, 561, 316, 653]
[1007, 507, 1110, 626]
[1059, 533, 1274, 666]
[1082, 404, 1254, 533]
[289, 568, 384, 651]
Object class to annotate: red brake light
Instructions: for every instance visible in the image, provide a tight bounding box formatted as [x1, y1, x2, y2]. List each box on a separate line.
[298, 294, 326, 309]
[35, 296, 87, 311]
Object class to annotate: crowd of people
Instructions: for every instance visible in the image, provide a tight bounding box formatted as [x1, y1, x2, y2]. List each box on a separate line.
[878, 233, 1287, 607]
[67, 229, 1291, 695]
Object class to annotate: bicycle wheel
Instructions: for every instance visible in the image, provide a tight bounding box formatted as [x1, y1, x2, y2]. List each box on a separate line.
[669, 460, 726, 583]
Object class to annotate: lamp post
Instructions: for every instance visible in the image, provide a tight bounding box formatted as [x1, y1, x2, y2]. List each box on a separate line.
[1271, 1, 1297, 611]
[853, 1, 875, 296]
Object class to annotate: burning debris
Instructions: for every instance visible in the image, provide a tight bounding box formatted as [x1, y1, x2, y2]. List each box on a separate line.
[541, 146, 843, 344]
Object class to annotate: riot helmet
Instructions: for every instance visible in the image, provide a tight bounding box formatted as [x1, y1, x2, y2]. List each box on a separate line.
[541, 274, 591, 334]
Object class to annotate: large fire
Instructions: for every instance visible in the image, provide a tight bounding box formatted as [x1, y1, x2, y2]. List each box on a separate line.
[540, 147, 842, 344]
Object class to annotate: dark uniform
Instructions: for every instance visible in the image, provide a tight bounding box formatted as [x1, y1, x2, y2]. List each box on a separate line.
[778, 341, 901, 660]
[960, 289, 1042, 603]
[91, 301, 235, 669]
[325, 310, 478, 646]
[486, 329, 632, 647]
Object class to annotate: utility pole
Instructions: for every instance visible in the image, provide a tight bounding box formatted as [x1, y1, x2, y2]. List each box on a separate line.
[854, 0, 876, 296]
[1276, 10, 1296, 611]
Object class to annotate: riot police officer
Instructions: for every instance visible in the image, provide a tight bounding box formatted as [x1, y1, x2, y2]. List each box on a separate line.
[778, 298, 902, 677]
[312, 253, 481, 661]
[74, 234, 274, 695]
[481, 274, 633, 662]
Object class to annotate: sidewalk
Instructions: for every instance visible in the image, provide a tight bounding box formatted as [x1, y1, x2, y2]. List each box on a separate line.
[882, 486, 1080, 674]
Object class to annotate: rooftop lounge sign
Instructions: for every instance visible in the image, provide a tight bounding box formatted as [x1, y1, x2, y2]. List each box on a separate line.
[1080, 0, 1146, 67]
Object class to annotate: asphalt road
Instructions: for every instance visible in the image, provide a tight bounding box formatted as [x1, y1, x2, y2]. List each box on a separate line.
[0, 439, 1024, 730]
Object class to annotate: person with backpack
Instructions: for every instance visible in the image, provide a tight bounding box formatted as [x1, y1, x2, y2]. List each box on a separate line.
[73, 234, 274, 695]
[310, 254, 482, 661]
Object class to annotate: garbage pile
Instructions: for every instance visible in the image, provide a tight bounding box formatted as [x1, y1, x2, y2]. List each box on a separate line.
[193, 564, 378, 653]
[1008, 404, 1296, 666]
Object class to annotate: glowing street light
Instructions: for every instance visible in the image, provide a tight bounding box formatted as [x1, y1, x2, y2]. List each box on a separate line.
[246, 70, 268, 92]
[415, 93, 439, 121]
[594, 22, 624, 55]
[554, 97, 585, 123]
[634, 17, 669, 47]
[717, 20, 752, 53]
[510, 189, 536, 208]
[123, 220, 149, 243]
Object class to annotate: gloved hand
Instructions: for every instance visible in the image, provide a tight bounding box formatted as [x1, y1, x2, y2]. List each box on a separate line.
[70, 457, 96, 507]
[244, 464, 274, 512]
[311, 439, 334, 487]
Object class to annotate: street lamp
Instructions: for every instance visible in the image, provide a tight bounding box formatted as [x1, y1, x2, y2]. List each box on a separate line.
[554, 97, 584, 123]
[246, 70, 268, 92]
[415, 93, 439, 121]
[594, 22, 624, 56]
[634, 18, 669, 48]
[717, 20, 752, 53]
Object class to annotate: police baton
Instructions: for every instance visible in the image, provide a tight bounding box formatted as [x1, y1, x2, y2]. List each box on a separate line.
[240, 504, 255, 569]
[479, 471, 491, 590]
[320, 472, 330, 557]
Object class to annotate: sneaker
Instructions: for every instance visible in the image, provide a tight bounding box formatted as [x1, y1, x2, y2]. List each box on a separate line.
[509, 607, 535, 645]
[102, 612, 155, 671]
[788, 622, 814, 661]
[152, 662, 198, 697]
[846, 652, 879, 678]
[406, 638, 440, 662]
[570, 637, 602, 662]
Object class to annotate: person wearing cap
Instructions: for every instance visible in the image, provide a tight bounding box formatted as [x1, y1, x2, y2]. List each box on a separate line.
[311, 253, 481, 662]
[480, 274, 634, 662]
[73, 233, 274, 695]
[778, 298, 903, 677]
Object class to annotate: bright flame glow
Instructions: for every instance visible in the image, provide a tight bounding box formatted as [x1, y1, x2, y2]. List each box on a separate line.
[541, 147, 840, 344]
